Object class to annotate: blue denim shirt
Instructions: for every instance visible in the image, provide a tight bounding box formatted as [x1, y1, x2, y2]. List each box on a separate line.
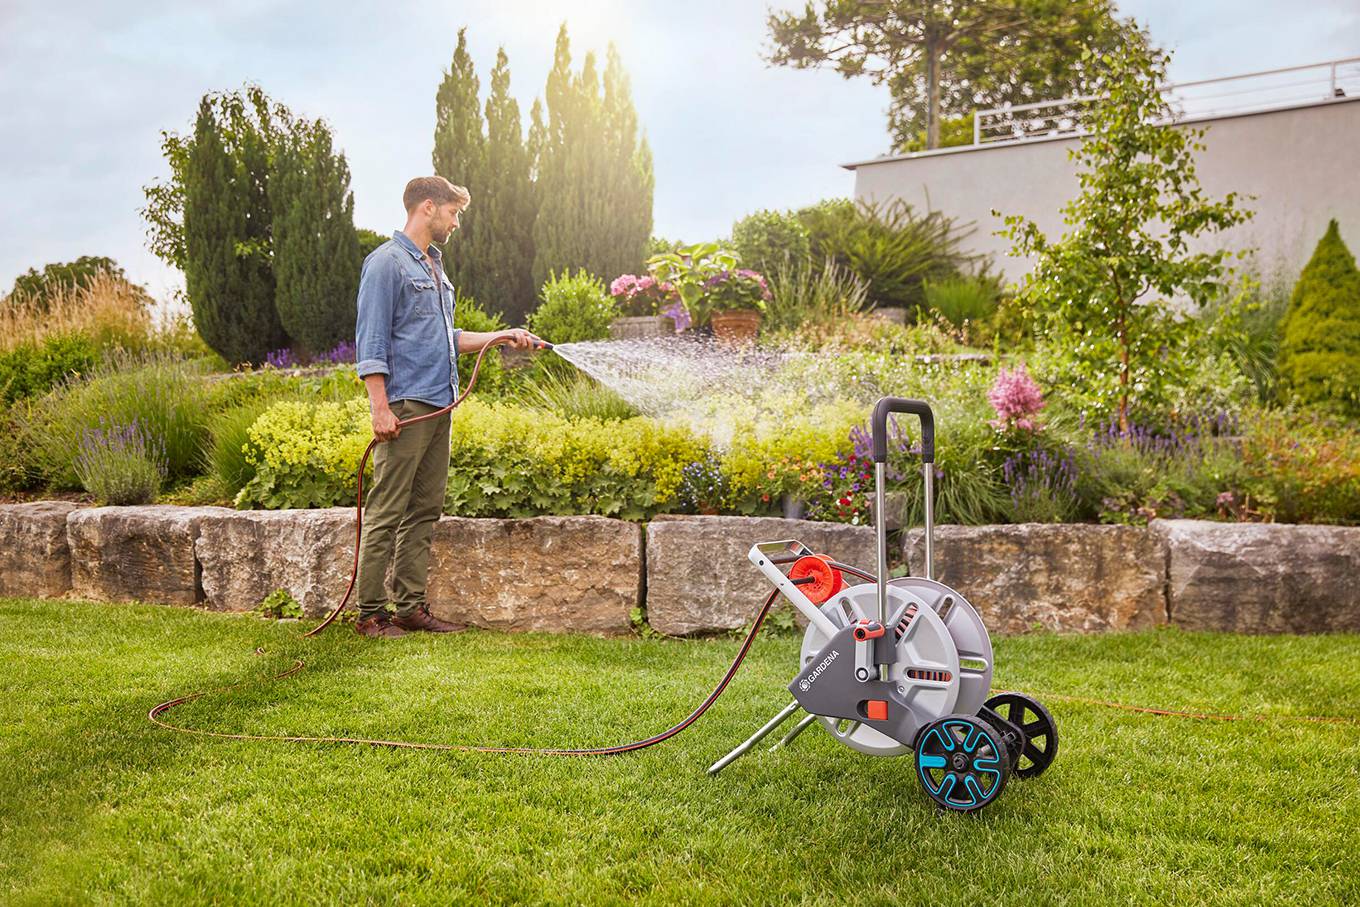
[355, 231, 462, 407]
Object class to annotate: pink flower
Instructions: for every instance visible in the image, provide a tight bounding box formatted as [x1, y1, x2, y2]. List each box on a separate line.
[988, 364, 1045, 431]
[610, 274, 641, 297]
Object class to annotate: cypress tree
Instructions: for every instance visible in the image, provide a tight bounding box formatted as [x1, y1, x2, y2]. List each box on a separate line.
[531, 25, 577, 292]
[531, 26, 651, 290]
[270, 119, 361, 356]
[480, 47, 538, 324]
[433, 29, 489, 304]
[1278, 219, 1360, 418]
[601, 45, 652, 281]
[182, 94, 286, 365]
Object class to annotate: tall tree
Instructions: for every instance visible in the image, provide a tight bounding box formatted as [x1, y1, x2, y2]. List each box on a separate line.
[601, 46, 654, 282]
[766, 0, 1146, 151]
[432, 28, 489, 303]
[1000, 46, 1252, 431]
[180, 91, 288, 365]
[531, 25, 651, 290]
[270, 118, 361, 355]
[479, 47, 538, 324]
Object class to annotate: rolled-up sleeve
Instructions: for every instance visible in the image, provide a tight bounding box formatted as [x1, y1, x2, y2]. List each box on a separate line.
[355, 252, 396, 378]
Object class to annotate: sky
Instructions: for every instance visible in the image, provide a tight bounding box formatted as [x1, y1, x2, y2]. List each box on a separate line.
[1, 0, 1357, 304]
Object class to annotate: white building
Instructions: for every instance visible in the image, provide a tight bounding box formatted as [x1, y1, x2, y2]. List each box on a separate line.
[843, 58, 1360, 289]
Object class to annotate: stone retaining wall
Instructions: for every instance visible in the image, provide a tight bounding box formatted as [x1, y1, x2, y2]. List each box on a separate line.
[902, 524, 1166, 634]
[1, 503, 1357, 636]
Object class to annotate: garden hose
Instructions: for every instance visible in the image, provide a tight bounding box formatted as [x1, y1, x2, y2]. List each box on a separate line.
[304, 334, 542, 638]
[150, 332, 787, 756]
[148, 587, 783, 754]
[146, 340, 1359, 754]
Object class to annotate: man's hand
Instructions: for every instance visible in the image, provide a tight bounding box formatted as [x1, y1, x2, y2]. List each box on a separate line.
[499, 328, 543, 350]
[372, 404, 401, 442]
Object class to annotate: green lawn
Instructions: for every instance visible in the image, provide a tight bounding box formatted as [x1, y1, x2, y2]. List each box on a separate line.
[2, 597, 1358, 906]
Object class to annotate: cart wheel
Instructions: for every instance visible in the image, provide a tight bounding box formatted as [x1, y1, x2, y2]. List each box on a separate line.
[983, 692, 1059, 779]
[915, 714, 1009, 813]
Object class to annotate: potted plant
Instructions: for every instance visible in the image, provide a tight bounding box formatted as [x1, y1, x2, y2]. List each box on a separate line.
[705, 269, 770, 343]
[608, 274, 676, 340]
[645, 242, 738, 333]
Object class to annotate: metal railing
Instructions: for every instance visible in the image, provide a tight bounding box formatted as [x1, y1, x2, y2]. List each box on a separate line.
[973, 56, 1360, 146]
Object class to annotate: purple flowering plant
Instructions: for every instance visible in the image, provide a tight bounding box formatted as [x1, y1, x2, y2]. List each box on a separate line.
[808, 418, 920, 525]
[73, 417, 168, 505]
[264, 339, 358, 370]
[1001, 446, 1079, 523]
[677, 452, 729, 514]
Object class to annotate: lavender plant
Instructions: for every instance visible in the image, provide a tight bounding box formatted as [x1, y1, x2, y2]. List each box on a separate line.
[1077, 413, 1243, 523]
[1002, 447, 1079, 523]
[73, 418, 167, 505]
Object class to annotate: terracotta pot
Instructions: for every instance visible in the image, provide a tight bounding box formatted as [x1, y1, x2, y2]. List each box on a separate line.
[609, 315, 672, 341]
[710, 309, 761, 343]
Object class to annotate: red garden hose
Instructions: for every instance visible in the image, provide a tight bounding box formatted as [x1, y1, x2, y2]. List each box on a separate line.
[150, 335, 786, 754]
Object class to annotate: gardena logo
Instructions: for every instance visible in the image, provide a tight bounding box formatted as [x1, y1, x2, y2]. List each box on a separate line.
[799, 650, 839, 692]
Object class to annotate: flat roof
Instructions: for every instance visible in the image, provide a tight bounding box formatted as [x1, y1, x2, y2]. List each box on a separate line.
[840, 94, 1360, 171]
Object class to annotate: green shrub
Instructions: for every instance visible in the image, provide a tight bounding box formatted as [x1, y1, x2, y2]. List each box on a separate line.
[922, 275, 1000, 327]
[880, 419, 1009, 526]
[721, 400, 864, 516]
[730, 209, 811, 276]
[1240, 409, 1360, 524]
[443, 400, 706, 519]
[1277, 220, 1360, 418]
[527, 270, 617, 344]
[762, 257, 868, 336]
[0, 403, 32, 492]
[1199, 273, 1290, 404]
[454, 291, 509, 397]
[254, 588, 303, 619]
[73, 419, 167, 505]
[356, 228, 389, 261]
[204, 401, 270, 496]
[20, 356, 211, 489]
[235, 397, 372, 509]
[0, 333, 98, 405]
[508, 369, 638, 421]
[796, 198, 973, 311]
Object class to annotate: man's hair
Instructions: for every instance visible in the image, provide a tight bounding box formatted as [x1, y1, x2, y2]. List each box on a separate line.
[402, 176, 471, 213]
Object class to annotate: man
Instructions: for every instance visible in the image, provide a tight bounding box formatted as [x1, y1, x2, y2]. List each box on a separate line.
[353, 175, 541, 638]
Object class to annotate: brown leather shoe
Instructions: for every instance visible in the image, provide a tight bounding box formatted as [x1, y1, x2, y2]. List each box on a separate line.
[391, 604, 467, 633]
[355, 614, 406, 638]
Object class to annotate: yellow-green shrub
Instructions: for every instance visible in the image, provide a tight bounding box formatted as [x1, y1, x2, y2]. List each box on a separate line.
[722, 400, 862, 513]
[444, 400, 706, 519]
[235, 397, 372, 509]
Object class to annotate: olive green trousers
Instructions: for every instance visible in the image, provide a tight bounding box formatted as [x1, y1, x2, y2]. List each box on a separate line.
[356, 399, 451, 619]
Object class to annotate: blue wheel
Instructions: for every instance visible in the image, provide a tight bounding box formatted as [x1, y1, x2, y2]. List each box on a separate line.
[915, 714, 1010, 813]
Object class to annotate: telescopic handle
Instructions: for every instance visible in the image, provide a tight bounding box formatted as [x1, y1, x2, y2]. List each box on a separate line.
[871, 397, 934, 464]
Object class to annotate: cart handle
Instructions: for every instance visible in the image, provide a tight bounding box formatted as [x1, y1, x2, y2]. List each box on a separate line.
[871, 397, 934, 464]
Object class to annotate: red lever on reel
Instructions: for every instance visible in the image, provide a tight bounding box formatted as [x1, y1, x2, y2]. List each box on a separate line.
[788, 555, 844, 604]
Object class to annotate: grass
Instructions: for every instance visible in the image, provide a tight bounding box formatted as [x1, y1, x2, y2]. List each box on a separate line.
[2, 597, 1357, 905]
